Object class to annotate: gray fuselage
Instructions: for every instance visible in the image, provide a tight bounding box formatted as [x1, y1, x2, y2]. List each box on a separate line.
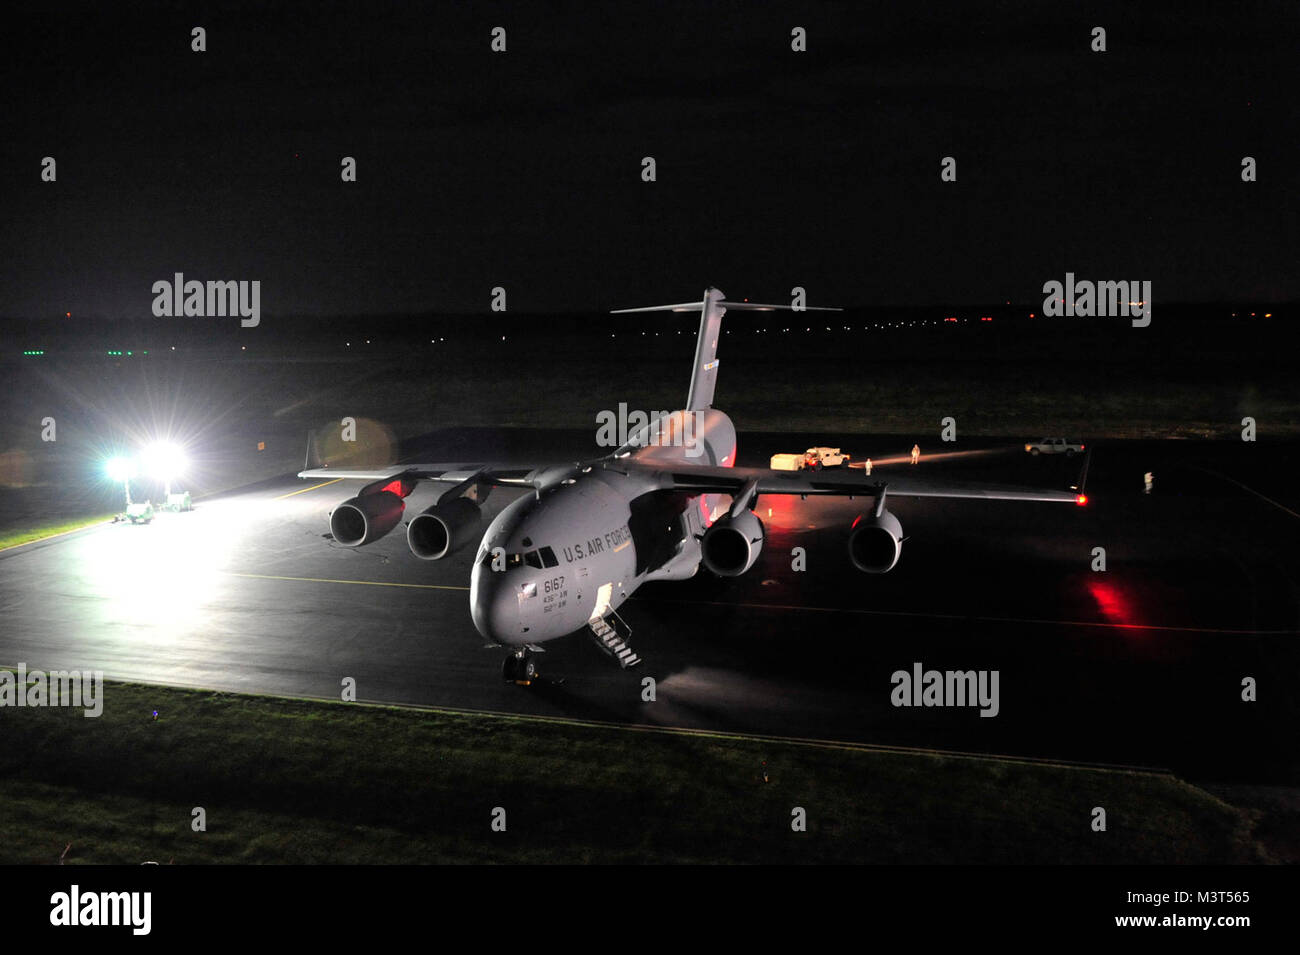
[470, 409, 736, 646]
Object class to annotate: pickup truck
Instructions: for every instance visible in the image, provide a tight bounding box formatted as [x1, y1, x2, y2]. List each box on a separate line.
[1024, 437, 1085, 457]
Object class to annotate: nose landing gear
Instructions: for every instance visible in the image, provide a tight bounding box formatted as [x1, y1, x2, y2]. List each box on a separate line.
[501, 648, 538, 685]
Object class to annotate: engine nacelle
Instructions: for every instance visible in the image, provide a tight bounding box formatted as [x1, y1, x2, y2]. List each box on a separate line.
[330, 491, 405, 547]
[700, 509, 765, 577]
[848, 508, 903, 573]
[407, 497, 482, 560]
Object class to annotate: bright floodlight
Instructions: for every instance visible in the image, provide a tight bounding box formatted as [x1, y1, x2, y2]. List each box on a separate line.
[105, 456, 136, 482]
[142, 441, 187, 480]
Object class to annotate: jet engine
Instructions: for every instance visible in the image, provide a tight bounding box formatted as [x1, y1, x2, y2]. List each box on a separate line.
[848, 508, 903, 574]
[330, 491, 405, 547]
[700, 509, 765, 577]
[407, 497, 482, 560]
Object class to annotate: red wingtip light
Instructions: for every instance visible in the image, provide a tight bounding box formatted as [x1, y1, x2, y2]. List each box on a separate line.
[1075, 494, 1088, 506]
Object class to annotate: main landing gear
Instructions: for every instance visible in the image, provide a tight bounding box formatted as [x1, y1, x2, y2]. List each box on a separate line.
[501, 648, 538, 686]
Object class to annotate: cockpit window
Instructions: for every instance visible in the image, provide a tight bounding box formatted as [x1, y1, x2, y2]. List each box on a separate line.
[500, 548, 553, 570]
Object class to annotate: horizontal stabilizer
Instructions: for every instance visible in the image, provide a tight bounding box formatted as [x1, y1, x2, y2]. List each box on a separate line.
[610, 302, 709, 313]
[612, 288, 842, 410]
[611, 300, 841, 313]
[714, 301, 841, 312]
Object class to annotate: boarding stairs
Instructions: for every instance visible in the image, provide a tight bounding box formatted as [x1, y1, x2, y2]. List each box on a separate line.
[588, 610, 641, 668]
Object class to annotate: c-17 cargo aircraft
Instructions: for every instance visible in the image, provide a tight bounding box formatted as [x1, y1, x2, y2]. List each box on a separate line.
[300, 288, 1087, 683]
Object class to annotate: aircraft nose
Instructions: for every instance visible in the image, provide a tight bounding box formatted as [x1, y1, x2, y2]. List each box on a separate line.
[470, 568, 524, 645]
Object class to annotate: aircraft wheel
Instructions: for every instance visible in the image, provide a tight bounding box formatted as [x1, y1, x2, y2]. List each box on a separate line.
[1030, 448, 1040, 456]
[502, 652, 537, 684]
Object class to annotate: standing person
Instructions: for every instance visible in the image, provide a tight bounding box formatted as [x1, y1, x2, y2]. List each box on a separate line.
[864, 457, 873, 475]
[910, 444, 920, 465]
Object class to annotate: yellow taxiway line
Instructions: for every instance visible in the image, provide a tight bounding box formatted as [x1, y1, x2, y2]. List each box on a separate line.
[275, 478, 343, 499]
[227, 571, 469, 592]
[0, 518, 114, 554]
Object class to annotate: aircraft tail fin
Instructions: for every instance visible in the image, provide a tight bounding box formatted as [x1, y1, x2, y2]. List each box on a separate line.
[611, 287, 841, 410]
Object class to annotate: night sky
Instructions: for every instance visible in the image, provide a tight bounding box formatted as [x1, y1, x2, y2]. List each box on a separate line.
[1, 0, 1297, 319]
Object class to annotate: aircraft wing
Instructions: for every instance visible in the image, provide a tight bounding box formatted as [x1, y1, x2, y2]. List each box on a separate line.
[298, 459, 1084, 504]
[655, 463, 1084, 504]
[298, 464, 537, 488]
